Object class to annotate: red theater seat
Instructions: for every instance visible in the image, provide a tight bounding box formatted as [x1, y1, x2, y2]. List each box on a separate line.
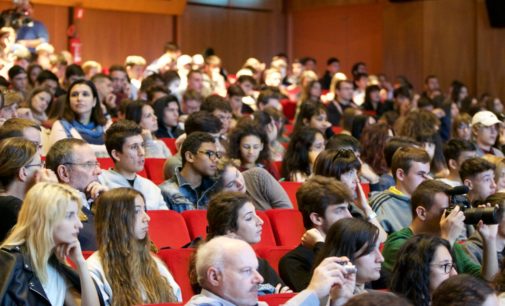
[255, 246, 293, 275]
[255, 211, 277, 248]
[157, 248, 195, 302]
[279, 181, 301, 209]
[160, 138, 178, 155]
[181, 210, 208, 240]
[97, 157, 147, 177]
[145, 158, 167, 185]
[258, 293, 297, 306]
[147, 210, 191, 249]
[265, 209, 305, 248]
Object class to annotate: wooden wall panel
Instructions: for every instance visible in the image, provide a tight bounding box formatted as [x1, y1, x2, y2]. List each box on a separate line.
[290, 3, 384, 78]
[476, 0, 505, 100]
[78, 9, 173, 68]
[179, 3, 286, 73]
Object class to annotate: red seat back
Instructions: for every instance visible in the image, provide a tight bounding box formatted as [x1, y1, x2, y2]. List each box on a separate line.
[279, 181, 301, 209]
[280, 99, 297, 121]
[273, 161, 283, 178]
[331, 126, 343, 134]
[265, 209, 305, 247]
[157, 248, 196, 302]
[255, 211, 277, 248]
[145, 158, 167, 185]
[255, 246, 293, 275]
[258, 293, 297, 306]
[147, 210, 191, 249]
[283, 124, 294, 136]
[181, 210, 208, 240]
[160, 138, 178, 155]
[97, 157, 147, 177]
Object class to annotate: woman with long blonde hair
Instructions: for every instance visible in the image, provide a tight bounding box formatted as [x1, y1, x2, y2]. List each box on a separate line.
[86, 188, 181, 306]
[0, 182, 100, 305]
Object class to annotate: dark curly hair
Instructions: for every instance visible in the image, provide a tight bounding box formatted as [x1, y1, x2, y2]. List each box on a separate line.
[227, 119, 270, 166]
[281, 127, 323, 180]
[389, 235, 451, 306]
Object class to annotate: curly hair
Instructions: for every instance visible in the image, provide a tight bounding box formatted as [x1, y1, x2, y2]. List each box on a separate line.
[389, 235, 451, 306]
[360, 123, 390, 175]
[227, 120, 270, 166]
[281, 127, 322, 180]
[95, 188, 177, 305]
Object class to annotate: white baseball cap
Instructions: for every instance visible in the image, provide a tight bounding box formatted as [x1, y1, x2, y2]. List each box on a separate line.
[471, 110, 502, 126]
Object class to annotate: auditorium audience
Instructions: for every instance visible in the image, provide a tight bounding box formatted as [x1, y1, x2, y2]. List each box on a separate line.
[460, 157, 497, 204]
[472, 110, 504, 157]
[99, 119, 167, 210]
[152, 95, 184, 139]
[294, 100, 332, 138]
[0, 182, 100, 305]
[438, 139, 477, 187]
[87, 188, 182, 305]
[25, 87, 52, 125]
[432, 274, 498, 306]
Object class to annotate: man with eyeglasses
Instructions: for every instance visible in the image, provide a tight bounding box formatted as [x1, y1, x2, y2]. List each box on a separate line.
[160, 132, 219, 212]
[0, 118, 42, 154]
[382, 180, 498, 283]
[370, 146, 432, 235]
[46, 138, 107, 250]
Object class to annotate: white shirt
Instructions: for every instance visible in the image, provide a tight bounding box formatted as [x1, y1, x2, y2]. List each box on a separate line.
[42, 264, 68, 306]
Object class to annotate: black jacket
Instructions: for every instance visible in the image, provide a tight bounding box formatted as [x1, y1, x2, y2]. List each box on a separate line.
[0, 245, 104, 306]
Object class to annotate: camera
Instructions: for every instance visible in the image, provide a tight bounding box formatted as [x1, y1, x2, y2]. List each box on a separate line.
[445, 186, 501, 224]
[337, 261, 357, 274]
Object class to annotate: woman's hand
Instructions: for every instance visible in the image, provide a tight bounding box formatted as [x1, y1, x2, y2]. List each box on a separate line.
[56, 240, 85, 268]
[141, 128, 153, 141]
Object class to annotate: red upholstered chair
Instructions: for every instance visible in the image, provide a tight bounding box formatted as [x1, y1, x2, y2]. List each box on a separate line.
[97, 157, 147, 177]
[157, 248, 196, 302]
[280, 99, 297, 121]
[141, 304, 183, 306]
[255, 246, 293, 275]
[147, 210, 191, 249]
[258, 293, 297, 305]
[255, 211, 277, 248]
[283, 124, 294, 136]
[279, 181, 301, 210]
[160, 138, 178, 155]
[273, 161, 283, 177]
[360, 182, 370, 199]
[181, 210, 208, 240]
[265, 209, 305, 248]
[145, 158, 167, 185]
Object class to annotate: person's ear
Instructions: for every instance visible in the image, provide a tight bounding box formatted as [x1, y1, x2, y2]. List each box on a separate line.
[395, 168, 405, 182]
[185, 151, 196, 164]
[302, 118, 309, 126]
[464, 178, 473, 190]
[111, 149, 121, 163]
[17, 166, 28, 182]
[56, 165, 70, 183]
[448, 159, 458, 171]
[207, 267, 222, 286]
[415, 206, 427, 221]
[309, 212, 324, 227]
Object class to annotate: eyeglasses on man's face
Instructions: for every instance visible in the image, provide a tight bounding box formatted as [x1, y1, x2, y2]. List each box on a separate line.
[197, 150, 222, 161]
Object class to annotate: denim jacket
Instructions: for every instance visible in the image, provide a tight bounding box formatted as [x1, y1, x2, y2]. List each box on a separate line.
[159, 168, 217, 212]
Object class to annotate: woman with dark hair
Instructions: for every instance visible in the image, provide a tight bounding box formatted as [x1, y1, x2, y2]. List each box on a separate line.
[252, 109, 284, 161]
[452, 113, 472, 141]
[204, 191, 291, 294]
[282, 128, 325, 182]
[362, 85, 385, 116]
[152, 95, 183, 139]
[451, 81, 468, 109]
[389, 235, 457, 306]
[124, 100, 171, 158]
[299, 79, 322, 104]
[49, 79, 111, 157]
[87, 188, 181, 305]
[350, 114, 375, 141]
[26, 87, 53, 125]
[312, 149, 387, 241]
[360, 123, 392, 191]
[314, 218, 382, 295]
[27, 63, 43, 89]
[294, 101, 332, 138]
[227, 120, 280, 179]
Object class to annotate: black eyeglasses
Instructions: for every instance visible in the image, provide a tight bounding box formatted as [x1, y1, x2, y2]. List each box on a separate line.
[25, 161, 45, 168]
[198, 150, 223, 161]
[431, 262, 456, 274]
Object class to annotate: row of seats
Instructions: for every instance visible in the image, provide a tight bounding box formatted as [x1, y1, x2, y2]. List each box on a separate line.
[146, 209, 306, 251]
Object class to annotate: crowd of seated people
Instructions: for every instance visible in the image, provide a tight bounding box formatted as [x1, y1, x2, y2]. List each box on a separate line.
[3, 37, 505, 305]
